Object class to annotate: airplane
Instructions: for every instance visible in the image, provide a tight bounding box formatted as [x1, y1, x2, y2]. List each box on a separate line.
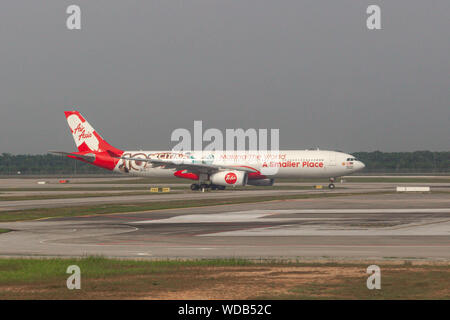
[51, 111, 365, 191]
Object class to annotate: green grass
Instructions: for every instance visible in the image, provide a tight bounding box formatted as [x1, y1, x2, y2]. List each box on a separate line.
[0, 191, 390, 222]
[0, 229, 10, 234]
[0, 191, 181, 202]
[0, 185, 316, 195]
[0, 257, 448, 299]
[0, 257, 258, 299]
[0, 257, 253, 283]
[0, 186, 322, 201]
[276, 266, 450, 299]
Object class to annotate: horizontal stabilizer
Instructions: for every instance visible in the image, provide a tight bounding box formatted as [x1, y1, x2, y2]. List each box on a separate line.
[49, 151, 96, 162]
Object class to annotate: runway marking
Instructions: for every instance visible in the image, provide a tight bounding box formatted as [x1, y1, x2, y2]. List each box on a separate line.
[132, 212, 274, 224]
[38, 225, 139, 245]
[202, 220, 450, 237]
[103, 215, 144, 220]
[388, 218, 450, 230]
[131, 208, 450, 225]
[136, 244, 450, 248]
[242, 208, 450, 214]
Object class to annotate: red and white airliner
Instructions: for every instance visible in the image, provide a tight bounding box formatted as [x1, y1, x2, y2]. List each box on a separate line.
[51, 111, 365, 190]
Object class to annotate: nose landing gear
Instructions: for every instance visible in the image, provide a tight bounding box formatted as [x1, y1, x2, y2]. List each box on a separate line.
[328, 177, 336, 189]
[190, 183, 208, 192]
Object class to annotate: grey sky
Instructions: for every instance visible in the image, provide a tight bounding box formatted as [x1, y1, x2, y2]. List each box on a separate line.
[0, 0, 449, 154]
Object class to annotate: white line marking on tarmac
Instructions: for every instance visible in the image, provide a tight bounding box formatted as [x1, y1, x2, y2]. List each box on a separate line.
[131, 208, 450, 224]
[202, 219, 450, 237]
[38, 226, 139, 245]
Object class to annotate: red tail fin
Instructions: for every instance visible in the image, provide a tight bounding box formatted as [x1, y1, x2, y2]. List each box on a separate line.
[64, 111, 122, 154]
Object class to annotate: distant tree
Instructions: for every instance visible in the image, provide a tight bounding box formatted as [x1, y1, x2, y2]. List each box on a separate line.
[353, 151, 450, 173]
[0, 154, 107, 175]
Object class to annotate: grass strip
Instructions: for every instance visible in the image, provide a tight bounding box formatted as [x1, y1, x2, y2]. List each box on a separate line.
[0, 191, 181, 202]
[0, 186, 321, 201]
[0, 257, 448, 299]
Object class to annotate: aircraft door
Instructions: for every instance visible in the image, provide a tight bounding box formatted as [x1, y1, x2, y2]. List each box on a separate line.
[326, 152, 336, 167]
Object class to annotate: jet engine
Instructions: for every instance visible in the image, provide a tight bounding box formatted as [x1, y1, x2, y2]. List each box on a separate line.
[210, 170, 247, 186]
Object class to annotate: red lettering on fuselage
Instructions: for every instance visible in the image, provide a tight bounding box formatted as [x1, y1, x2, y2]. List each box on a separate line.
[262, 161, 324, 168]
[302, 161, 324, 168]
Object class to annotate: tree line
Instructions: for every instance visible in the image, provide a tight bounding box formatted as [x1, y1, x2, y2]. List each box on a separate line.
[0, 151, 448, 175]
[0, 153, 105, 175]
[353, 151, 449, 173]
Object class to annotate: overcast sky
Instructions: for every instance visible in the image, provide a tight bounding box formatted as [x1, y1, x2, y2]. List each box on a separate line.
[0, 0, 449, 154]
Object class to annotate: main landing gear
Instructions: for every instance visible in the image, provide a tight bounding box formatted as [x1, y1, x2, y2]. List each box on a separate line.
[328, 177, 335, 189]
[190, 183, 226, 191]
[190, 184, 200, 191]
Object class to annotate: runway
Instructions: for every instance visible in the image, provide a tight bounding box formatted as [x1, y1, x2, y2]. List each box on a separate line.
[0, 187, 396, 211]
[0, 191, 449, 260]
[0, 188, 355, 211]
[1, 177, 449, 211]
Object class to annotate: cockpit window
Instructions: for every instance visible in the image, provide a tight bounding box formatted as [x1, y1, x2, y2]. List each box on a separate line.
[347, 158, 357, 161]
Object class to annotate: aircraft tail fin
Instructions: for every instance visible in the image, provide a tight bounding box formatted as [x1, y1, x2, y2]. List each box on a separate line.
[64, 111, 122, 154]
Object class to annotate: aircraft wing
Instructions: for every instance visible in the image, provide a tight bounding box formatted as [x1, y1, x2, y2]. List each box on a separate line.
[118, 156, 257, 174]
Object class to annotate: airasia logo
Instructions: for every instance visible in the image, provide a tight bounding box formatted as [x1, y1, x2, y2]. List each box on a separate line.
[224, 172, 237, 184]
[73, 123, 92, 141]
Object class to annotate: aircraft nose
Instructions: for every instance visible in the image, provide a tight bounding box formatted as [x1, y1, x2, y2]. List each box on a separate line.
[359, 161, 366, 170]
